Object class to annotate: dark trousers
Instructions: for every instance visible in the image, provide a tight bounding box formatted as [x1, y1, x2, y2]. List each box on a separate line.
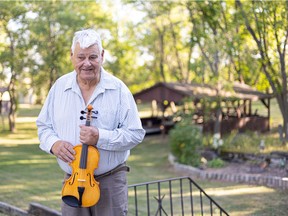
[61, 170, 128, 216]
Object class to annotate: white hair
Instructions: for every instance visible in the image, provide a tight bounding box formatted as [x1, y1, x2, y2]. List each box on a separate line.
[71, 29, 103, 54]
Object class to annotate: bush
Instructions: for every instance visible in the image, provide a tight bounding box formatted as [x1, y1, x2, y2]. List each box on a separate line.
[207, 158, 226, 168]
[169, 120, 202, 167]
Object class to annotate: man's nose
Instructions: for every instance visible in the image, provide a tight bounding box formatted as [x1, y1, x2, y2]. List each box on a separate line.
[83, 58, 92, 66]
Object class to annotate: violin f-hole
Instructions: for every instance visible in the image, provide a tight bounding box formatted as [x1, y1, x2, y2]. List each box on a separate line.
[87, 173, 95, 187]
[68, 173, 78, 185]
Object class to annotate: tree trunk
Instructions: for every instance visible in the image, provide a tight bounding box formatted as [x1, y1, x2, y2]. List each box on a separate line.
[158, 30, 166, 82]
[8, 82, 16, 132]
[276, 93, 288, 144]
[7, 30, 17, 132]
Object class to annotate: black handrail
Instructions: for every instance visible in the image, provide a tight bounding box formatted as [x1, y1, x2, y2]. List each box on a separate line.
[128, 176, 229, 216]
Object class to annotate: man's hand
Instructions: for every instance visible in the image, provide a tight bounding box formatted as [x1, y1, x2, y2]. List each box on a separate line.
[79, 125, 99, 146]
[51, 141, 75, 163]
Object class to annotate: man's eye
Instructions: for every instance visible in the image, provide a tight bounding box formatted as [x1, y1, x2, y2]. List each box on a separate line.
[90, 55, 99, 60]
[78, 56, 85, 60]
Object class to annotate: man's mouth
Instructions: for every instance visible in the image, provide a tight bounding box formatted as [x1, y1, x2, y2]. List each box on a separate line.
[82, 68, 93, 72]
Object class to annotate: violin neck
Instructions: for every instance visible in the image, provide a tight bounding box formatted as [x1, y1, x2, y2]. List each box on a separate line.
[79, 144, 88, 169]
[79, 107, 92, 169]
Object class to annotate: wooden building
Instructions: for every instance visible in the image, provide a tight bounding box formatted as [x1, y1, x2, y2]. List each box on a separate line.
[134, 82, 274, 135]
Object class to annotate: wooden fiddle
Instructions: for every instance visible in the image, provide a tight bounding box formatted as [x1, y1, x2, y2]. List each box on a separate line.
[62, 104, 100, 207]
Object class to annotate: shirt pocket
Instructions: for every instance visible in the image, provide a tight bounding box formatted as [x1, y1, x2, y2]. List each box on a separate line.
[96, 108, 118, 130]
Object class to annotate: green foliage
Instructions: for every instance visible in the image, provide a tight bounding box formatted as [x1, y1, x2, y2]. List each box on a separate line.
[202, 128, 288, 154]
[169, 120, 202, 167]
[27, 1, 112, 102]
[207, 158, 225, 168]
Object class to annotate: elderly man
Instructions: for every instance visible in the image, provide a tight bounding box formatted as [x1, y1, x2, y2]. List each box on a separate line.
[36, 29, 145, 216]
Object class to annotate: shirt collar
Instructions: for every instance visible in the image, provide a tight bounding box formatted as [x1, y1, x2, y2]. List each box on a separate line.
[97, 67, 117, 90]
[63, 67, 117, 92]
[63, 71, 77, 92]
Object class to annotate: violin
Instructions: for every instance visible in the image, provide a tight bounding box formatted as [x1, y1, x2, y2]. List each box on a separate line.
[62, 104, 100, 207]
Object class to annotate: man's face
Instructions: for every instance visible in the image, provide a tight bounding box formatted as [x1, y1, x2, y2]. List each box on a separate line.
[71, 43, 104, 82]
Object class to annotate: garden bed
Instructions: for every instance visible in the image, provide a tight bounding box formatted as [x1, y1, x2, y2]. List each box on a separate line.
[169, 153, 288, 190]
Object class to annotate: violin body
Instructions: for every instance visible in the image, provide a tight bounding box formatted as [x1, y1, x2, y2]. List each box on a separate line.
[62, 144, 100, 207]
[62, 105, 100, 207]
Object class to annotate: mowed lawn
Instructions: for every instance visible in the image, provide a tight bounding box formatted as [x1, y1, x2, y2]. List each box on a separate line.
[0, 103, 287, 215]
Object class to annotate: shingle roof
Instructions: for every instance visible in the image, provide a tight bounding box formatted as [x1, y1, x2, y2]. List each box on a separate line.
[134, 82, 273, 103]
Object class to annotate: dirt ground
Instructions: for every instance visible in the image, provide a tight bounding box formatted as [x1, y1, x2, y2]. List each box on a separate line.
[205, 160, 288, 178]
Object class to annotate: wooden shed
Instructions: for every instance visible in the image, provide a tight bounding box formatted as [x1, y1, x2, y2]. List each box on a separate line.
[134, 82, 274, 135]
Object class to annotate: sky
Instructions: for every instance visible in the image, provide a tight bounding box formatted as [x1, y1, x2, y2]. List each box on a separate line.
[98, 0, 145, 24]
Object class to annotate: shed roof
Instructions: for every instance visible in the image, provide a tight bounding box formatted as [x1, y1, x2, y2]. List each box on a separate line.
[134, 82, 273, 103]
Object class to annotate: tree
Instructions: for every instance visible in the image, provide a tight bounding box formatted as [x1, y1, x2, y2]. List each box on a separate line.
[186, 1, 233, 136]
[0, 1, 27, 132]
[125, 1, 194, 85]
[237, 0, 288, 143]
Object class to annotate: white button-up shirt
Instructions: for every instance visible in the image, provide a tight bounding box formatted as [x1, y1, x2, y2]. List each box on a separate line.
[36, 68, 145, 175]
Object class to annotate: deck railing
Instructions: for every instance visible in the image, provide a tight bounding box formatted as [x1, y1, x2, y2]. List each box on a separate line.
[128, 176, 229, 216]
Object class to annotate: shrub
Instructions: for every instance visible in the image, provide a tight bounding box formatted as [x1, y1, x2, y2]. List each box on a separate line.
[221, 131, 265, 153]
[207, 158, 226, 168]
[169, 120, 202, 167]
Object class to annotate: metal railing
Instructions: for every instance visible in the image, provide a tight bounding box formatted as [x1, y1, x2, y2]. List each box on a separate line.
[128, 176, 229, 216]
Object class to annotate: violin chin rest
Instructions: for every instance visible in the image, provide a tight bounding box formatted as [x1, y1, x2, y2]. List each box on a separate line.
[62, 195, 80, 208]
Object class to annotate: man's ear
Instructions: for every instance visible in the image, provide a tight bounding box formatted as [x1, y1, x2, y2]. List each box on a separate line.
[70, 49, 73, 59]
[100, 49, 105, 64]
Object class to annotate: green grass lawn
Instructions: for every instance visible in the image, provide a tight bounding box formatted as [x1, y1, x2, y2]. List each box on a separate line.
[0, 104, 288, 215]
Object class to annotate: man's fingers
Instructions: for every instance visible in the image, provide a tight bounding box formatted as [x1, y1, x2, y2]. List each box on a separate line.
[79, 126, 99, 146]
[53, 141, 75, 163]
[62, 145, 75, 162]
[58, 150, 74, 163]
[65, 143, 76, 155]
[61, 152, 74, 163]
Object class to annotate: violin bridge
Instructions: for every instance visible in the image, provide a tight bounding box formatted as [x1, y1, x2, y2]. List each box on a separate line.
[77, 179, 86, 182]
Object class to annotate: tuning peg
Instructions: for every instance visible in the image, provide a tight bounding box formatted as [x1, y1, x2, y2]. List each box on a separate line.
[80, 110, 86, 114]
[80, 116, 86, 120]
[92, 111, 98, 114]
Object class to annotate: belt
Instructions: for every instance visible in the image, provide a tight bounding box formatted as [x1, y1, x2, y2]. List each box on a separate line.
[94, 163, 130, 180]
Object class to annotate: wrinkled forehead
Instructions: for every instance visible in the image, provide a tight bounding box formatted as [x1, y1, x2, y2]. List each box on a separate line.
[74, 43, 101, 55]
